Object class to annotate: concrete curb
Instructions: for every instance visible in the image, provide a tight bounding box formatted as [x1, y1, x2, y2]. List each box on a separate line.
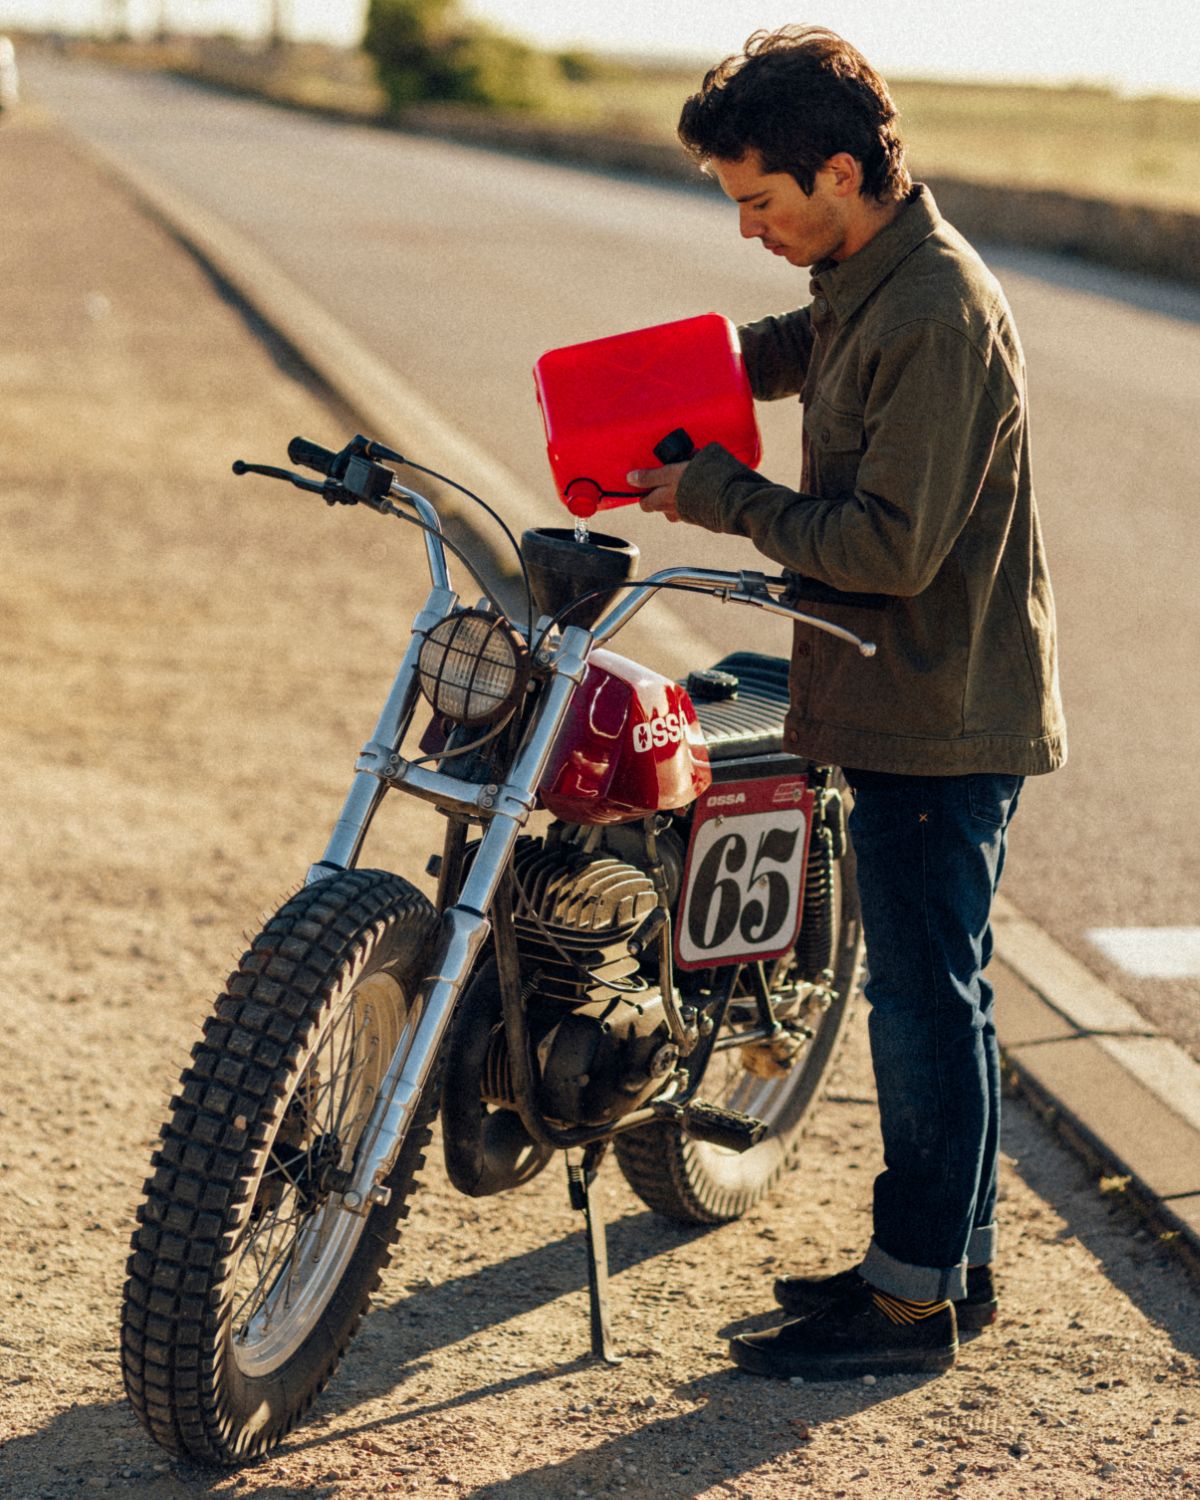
[77, 125, 1200, 1273]
[991, 896, 1200, 1266]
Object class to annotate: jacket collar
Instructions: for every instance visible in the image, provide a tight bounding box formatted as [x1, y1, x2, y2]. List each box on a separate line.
[810, 184, 941, 323]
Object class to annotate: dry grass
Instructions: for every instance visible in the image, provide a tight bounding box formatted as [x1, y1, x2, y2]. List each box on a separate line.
[569, 67, 1200, 211]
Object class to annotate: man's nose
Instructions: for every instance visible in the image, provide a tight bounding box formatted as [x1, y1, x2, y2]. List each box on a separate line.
[738, 206, 760, 239]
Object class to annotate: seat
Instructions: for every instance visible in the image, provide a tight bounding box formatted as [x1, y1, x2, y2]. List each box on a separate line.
[688, 651, 791, 763]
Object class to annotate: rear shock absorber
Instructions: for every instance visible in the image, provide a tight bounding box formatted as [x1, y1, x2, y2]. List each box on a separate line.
[796, 785, 846, 979]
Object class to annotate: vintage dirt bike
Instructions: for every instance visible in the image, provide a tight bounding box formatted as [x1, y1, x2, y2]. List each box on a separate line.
[120, 432, 877, 1464]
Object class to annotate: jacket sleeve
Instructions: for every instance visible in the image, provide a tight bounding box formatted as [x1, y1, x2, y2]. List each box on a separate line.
[678, 318, 1015, 596]
[737, 309, 815, 400]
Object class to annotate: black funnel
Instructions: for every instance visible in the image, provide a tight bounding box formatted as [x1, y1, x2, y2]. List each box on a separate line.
[521, 526, 639, 631]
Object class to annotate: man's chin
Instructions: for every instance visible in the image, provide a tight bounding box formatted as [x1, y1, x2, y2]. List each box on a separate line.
[763, 242, 814, 267]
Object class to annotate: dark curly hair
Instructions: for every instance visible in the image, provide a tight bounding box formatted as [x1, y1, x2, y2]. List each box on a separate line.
[678, 27, 911, 202]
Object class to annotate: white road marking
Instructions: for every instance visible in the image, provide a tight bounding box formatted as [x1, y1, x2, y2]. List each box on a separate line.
[1086, 927, 1200, 980]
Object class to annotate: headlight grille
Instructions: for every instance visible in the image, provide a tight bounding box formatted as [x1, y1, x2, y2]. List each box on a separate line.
[416, 610, 527, 727]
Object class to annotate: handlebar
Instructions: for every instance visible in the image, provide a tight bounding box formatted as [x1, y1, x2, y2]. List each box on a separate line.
[233, 435, 396, 509]
[234, 435, 878, 657]
[786, 575, 890, 612]
[592, 566, 877, 657]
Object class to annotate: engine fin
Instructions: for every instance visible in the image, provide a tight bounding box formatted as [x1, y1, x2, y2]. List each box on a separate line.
[511, 842, 658, 1004]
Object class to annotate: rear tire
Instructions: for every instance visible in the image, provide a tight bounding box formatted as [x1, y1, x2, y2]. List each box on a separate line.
[120, 870, 437, 1464]
[615, 799, 863, 1224]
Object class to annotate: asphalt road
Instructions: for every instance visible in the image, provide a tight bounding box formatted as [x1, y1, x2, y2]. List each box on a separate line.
[21, 53, 1200, 1062]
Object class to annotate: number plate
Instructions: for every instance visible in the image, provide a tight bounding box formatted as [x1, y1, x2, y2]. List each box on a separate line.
[675, 775, 815, 970]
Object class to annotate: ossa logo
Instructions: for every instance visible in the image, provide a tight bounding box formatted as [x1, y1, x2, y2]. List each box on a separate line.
[632, 712, 686, 753]
[707, 792, 747, 808]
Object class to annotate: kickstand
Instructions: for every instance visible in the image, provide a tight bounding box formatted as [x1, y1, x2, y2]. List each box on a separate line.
[566, 1143, 622, 1365]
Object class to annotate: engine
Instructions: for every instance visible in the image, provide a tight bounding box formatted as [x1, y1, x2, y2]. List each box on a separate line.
[504, 838, 680, 1125]
[442, 832, 685, 1197]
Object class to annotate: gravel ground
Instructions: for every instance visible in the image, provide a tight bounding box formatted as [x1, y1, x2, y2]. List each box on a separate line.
[1, 114, 1198, 1500]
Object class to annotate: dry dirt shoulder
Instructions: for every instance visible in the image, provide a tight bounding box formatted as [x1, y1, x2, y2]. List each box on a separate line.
[1, 115, 1198, 1500]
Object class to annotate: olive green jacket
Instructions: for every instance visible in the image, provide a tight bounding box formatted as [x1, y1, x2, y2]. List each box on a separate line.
[676, 186, 1066, 777]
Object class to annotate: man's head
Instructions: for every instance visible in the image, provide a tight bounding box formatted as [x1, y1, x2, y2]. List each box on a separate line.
[678, 26, 911, 204]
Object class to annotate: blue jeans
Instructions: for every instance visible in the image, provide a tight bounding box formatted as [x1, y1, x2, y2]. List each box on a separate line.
[844, 769, 1023, 1303]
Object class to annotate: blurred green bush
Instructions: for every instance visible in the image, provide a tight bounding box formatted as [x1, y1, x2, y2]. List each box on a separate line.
[363, 0, 559, 111]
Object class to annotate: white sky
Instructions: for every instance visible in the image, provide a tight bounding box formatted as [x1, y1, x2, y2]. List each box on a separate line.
[3, 0, 1198, 97]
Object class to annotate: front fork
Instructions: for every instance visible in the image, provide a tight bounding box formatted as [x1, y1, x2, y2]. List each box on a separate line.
[332, 624, 593, 1215]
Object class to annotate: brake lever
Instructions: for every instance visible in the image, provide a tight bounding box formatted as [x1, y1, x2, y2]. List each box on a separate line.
[721, 574, 878, 656]
[232, 460, 366, 510]
[232, 460, 325, 492]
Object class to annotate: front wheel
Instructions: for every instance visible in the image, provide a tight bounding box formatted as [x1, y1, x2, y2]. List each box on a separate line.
[615, 802, 863, 1224]
[120, 870, 438, 1464]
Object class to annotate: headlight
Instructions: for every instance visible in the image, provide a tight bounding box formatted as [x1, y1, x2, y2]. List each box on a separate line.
[416, 609, 528, 727]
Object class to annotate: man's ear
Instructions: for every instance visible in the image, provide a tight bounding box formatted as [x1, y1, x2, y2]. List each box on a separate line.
[823, 152, 864, 197]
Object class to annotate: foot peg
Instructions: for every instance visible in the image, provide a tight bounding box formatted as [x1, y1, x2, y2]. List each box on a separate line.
[679, 1100, 768, 1152]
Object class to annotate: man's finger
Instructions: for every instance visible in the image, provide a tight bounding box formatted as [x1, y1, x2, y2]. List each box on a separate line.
[638, 486, 679, 521]
[627, 464, 680, 488]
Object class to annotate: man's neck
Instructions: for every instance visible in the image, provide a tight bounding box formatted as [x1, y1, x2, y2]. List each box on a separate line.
[833, 194, 905, 262]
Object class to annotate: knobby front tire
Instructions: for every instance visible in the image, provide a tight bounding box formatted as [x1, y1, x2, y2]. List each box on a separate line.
[120, 870, 438, 1465]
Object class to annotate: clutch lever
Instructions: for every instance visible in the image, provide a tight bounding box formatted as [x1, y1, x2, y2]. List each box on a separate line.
[232, 460, 366, 507]
[233, 459, 325, 493]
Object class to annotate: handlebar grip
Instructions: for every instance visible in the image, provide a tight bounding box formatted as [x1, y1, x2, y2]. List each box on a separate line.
[788, 575, 891, 611]
[288, 436, 339, 475]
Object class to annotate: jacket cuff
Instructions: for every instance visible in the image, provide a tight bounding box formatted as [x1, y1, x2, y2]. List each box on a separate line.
[676, 442, 760, 533]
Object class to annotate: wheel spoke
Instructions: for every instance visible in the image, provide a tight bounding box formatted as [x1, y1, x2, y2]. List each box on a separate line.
[227, 967, 417, 1372]
[233, 1212, 313, 1333]
[330, 1008, 366, 1136]
[323, 1000, 357, 1131]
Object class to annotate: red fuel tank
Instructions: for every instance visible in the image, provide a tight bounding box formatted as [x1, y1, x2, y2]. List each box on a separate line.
[533, 313, 762, 517]
[538, 649, 712, 825]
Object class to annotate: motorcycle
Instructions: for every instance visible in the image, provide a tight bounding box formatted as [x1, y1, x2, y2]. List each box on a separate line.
[120, 431, 876, 1464]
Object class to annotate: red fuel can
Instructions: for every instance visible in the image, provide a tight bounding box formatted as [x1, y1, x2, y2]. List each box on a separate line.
[533, 313, 762, 517]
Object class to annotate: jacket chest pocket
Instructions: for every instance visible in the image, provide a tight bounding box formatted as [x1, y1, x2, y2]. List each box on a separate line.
[802, 399, 864, 500]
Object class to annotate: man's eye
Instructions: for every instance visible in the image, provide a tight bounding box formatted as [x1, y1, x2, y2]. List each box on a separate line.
[752, 199, 770, 210]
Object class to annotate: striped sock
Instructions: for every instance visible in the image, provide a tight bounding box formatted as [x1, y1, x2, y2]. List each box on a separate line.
[872, 1289, 952, 1325]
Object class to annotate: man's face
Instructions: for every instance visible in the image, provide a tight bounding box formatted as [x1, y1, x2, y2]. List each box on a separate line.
[711, 150, 850, 267]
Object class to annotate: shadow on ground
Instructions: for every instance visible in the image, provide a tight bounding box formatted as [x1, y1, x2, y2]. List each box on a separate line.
[4, 1114, 1198, 1496]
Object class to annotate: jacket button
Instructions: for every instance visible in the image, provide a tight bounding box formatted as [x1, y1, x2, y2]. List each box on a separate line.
[812, 295, 828, 316]
[820, 428, 830, 444]
[796, 641, 811, 657]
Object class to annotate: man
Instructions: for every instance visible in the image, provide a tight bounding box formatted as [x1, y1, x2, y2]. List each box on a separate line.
[630, 27, 1066, 1382]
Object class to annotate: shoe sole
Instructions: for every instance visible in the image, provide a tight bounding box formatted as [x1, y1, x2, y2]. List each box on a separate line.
[730, 1339, 958, 1381]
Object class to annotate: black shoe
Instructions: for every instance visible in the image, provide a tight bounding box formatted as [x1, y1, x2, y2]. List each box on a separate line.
[774, 1263, 998, 1331]
[731, 1279, 958, 1381]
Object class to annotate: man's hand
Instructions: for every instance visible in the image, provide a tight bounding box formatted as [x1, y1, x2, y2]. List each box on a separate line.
[628, 462, 689, 523]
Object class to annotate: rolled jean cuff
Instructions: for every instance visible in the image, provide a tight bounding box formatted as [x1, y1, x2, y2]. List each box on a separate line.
[966, 1223, 996, 1266]
[861, 1239, 967, 1302]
